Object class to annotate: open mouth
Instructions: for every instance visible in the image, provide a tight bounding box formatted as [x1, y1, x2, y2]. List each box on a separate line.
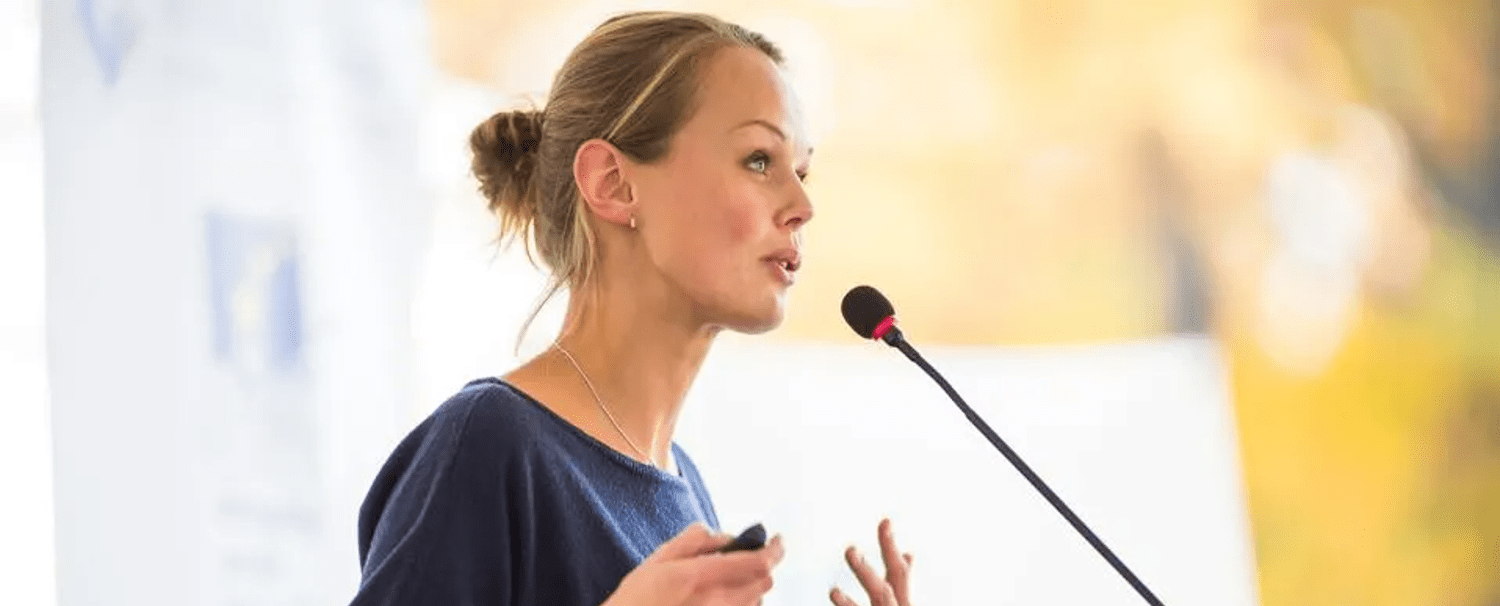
[765, 250, 801, 273]
[764, 254, 799, 286]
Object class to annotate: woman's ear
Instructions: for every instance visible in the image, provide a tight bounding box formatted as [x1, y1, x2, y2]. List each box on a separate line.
[573, 139, 636, 228]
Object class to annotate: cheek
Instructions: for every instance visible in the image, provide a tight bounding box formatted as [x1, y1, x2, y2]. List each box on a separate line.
[645, 161, 769, 288]
[679, 172, 763, 258]
[719, 187, 762, 245]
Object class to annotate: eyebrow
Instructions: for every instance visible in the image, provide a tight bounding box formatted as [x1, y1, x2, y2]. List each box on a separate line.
[733, 119, 815, 156]
[735, 118, 787, 139]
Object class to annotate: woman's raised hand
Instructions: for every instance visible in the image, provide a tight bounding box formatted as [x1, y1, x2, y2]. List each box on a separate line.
[829, 519, 914, 606]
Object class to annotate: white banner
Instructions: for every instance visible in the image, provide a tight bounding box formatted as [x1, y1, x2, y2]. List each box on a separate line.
[42, 1, 430, 604]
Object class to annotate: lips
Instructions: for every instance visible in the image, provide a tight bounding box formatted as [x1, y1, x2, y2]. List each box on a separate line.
[762, 248, 801, 285]
[763, 248, 801, 273]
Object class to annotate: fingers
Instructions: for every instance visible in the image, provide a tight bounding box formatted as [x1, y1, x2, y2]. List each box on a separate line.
[718, 571, 776, 606]
[636, 527, 783, 606]
[692, 534, 785, 587]
[839, 520, 914, 606]
[651, 522, 726, 562]
[877, 519, 903, 583]
[877, 519, 912, 605]
[829, 586, 860, 606]
[758, 534, 786, 568]
[845, 546, 898, 606]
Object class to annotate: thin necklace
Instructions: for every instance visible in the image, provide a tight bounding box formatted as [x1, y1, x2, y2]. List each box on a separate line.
[553, 342, 656, 469]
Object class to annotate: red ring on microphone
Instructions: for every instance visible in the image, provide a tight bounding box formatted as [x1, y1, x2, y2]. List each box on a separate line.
[871, 316, 896, 341]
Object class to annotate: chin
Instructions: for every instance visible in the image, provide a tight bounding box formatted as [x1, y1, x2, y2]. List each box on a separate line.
[720, 303, 785, 335]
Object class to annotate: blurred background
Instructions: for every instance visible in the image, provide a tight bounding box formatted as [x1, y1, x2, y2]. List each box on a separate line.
[2, 0, 1496, 604]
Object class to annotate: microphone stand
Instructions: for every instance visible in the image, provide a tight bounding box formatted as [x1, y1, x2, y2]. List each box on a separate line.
[880, 327, 1165, 606]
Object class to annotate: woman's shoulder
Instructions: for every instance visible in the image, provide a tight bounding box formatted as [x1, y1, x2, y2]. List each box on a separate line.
[356, 378, 540, 569]
[416, 377, 550, 456]
[363, 378, 549, 489]
[359, 381, 541, 514]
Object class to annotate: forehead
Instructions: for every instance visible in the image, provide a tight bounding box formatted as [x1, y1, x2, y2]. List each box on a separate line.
[683, 45, 808, 149]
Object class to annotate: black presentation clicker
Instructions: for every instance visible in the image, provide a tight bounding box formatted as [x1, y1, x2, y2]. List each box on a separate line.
[716, 523, 767, 553]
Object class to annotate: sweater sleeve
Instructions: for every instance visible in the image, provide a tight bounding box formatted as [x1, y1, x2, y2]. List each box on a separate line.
[349, 399, 515, 606]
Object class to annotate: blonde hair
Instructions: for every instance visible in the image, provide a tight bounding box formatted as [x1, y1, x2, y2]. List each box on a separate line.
[468, 11, 784, 340]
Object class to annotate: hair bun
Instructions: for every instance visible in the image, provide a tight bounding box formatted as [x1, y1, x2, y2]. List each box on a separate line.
[470, 109, 545, 220]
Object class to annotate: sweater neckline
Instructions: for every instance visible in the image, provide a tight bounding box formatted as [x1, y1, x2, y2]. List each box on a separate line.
[478, 377, 691, 484]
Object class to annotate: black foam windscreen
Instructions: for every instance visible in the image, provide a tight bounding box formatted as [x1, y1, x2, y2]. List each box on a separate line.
[840, 285, 895, 339]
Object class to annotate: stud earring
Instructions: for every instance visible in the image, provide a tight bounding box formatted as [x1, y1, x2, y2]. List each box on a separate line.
[628, 216, 637, 230]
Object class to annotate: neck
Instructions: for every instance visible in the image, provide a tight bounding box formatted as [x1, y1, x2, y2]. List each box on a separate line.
[548, 278, 718, 470]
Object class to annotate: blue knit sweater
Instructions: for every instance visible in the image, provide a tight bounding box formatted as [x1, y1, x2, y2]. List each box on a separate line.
[349, 378, 722, 606]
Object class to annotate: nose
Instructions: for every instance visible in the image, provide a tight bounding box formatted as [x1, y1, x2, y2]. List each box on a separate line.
[779, 181, 814, 231]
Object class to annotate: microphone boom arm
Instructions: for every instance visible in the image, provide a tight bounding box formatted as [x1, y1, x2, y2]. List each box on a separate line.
[881, 327, 1165, 606]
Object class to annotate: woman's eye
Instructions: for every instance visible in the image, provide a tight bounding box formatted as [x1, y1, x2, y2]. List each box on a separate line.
[746, 152, 770, 174]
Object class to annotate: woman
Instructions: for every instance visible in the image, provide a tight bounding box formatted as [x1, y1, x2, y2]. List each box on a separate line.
[349, 11, 914, 606]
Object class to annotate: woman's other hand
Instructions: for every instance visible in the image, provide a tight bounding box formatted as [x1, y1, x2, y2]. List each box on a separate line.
[829, 518, 914, 606]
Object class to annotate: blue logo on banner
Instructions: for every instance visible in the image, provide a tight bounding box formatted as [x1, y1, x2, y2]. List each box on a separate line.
[78, 0, 137, 87]
[204, 211, 305, 371]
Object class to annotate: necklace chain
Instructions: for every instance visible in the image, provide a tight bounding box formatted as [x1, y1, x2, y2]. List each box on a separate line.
[553, 342, 655, 468]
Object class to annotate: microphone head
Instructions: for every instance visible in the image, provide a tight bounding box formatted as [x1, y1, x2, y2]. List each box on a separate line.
[841, 285, 896, 339]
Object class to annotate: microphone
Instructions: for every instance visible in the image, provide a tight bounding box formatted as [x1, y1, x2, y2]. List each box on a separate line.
[841, 285, 1165, 606]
